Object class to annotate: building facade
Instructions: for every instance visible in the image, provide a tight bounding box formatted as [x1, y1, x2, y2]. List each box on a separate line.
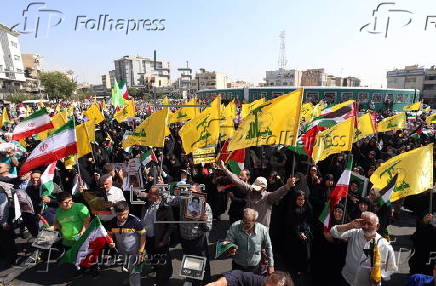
[0, 24, 26, 94]
[387, 65, 425, 90]
[422, 66, 436, 107]
[386, 65, 436, 107]
[301, 69, 328, 86]
[191, 69, 228, 90]
[264, 68, 302, 86]
[21, 53, 42, 92]
[114, 55, 170, 88]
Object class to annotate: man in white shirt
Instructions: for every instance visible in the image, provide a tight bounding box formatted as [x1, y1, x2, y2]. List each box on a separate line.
[330, 211, 398, 286]
[101, 174, 126, 205]
[98, 174, 125, 222]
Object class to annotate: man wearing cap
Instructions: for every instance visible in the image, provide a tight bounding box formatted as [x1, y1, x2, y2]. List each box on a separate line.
[218, 161, 295, 227]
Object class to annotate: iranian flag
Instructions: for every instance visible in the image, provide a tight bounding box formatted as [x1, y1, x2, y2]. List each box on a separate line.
[12, 108, 54, 140]
[319, 200, 331, 231]
[141, 149, 158, 165]
[119, 79, 129, 99]
[62, 216, 112, 269]
[329, 154, 354, 210]
[41, 162, 57, 197]
[18, 120, 77, 176]
[378, 174, 398, 205]
[218, 140, 245, 174]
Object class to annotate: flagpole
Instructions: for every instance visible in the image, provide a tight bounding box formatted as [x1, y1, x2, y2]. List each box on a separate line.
[72, 116, 83, 187]
[430, 184, 434, 214]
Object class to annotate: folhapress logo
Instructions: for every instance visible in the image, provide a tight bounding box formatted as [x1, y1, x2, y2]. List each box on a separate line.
[11, 2, 64, 38]
[11, 2, 166, 38]
[74, 15, 165, 35]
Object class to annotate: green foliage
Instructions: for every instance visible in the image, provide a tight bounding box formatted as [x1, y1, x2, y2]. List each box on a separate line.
[39, 71, 77, 99]
[4, 93, 37, 103]
[128, 88, 141, 97]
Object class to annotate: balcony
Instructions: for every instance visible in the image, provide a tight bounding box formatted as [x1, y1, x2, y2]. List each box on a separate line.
[424, 80, 436, 85]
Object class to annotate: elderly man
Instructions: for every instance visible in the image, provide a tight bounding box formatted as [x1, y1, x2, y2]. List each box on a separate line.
[225, 208, 274, 275]
[84, 174, 125, 223]
[330, 211, 398, 286]
[219, 160, 295, 227]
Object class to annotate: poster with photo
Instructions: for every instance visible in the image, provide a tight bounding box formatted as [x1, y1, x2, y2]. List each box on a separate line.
[183, 193, 207, 220]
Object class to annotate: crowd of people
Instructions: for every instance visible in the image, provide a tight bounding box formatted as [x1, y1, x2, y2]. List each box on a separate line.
[0, 97, 435, 286]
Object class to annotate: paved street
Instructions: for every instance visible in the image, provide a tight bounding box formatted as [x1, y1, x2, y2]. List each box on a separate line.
[0, 209, 416, 286]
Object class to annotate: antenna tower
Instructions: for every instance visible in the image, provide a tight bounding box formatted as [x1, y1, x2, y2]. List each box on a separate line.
[278, 31, 287, 69]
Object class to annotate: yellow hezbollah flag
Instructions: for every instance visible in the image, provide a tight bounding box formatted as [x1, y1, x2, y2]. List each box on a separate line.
[0, 107, 10, 128]
[219, 100, 237, 141]
[241, 98, 266, 118]
[76, 120, 96, 158]
[403, 101, 422, 111]
[370, 243, 382, 285]
[354, 113, 377, 142]
[84, 104, 105, 124]
[37, 110, 68, 140]
[228, 89, 303, 151]
[311, 117, 355, 163]
[168, 98, 200, 124]
[377, 113, 406, 132]
[114, 100, 135, 123]
[312, 100, 326, 118]
[64, 154, 77, 169]
[424, 106, 431, 113]
[179, 96, 221, 154]
[301, 103, 314, 123]
[370, 144, 433, 202]
[122, 107, 169, 148]
[426, 113, 436, 125]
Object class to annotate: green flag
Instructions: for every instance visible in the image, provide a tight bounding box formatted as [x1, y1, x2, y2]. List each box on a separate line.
[111, 78, 124, 107]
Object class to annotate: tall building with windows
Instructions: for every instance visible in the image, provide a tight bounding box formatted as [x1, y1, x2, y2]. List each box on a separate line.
[0, 23, 26, 93]
[191, 69, 228, 90]
[114, 55, 170, 88]
[387, 65, 436, 107]
[264, 68, 302, 86]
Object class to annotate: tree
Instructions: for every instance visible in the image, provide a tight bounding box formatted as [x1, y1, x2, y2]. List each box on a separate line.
[39, 71, 77, 99]
[128, 88, 141, 98]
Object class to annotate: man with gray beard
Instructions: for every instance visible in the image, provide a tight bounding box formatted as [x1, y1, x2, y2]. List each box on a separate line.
[330, 211, 398, 286]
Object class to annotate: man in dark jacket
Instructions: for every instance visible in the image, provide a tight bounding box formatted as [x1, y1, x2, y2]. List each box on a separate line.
[141, 186, 176, 284]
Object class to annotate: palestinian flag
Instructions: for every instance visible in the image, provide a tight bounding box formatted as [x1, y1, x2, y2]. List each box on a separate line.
[119, 79, 129, 99]
[12, 108, 54, 140]
[378, 174, 398, 205]
[141, 149, 158, 165]
[41, 162, 57, 197]
[302, 125, 326, 157]
[218, 140, 245, 174]
[18, 120, 77, 176]
[329, 154, 353, 209]
[309, 101, 357, 129]
[319, 200, 331, 231]
[62, 216, 112, 269]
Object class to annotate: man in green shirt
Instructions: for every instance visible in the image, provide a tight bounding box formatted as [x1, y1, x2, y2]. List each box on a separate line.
[54, 192, 90, 247]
